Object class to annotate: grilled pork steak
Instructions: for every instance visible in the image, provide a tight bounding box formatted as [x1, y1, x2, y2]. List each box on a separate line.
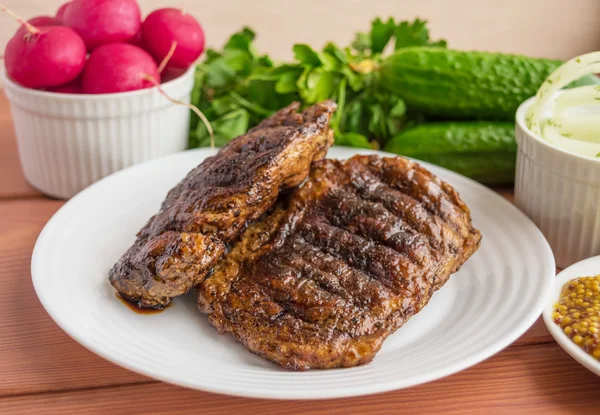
[109, 101, 336, 309]
[198, 155, 481, 370]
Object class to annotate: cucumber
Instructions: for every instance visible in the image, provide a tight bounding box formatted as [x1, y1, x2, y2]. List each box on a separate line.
[380, 47, 600, 121]
[384, 121, 516, 184]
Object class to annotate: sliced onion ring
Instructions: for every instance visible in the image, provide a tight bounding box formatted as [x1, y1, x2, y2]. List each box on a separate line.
[527, 52, 600, 155]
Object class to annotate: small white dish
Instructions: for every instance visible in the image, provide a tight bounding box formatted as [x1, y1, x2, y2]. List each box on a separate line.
[31, 147, 556, 400]
[543, 255, 600, 376]
[2, 66, 195, 200]
[515, 96, 600, 268]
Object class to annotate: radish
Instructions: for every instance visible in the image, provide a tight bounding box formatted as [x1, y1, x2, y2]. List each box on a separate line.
[4, 26, 86, 88]
[63, 0, 141, 51]
[15, 16, 61, 36]
[55, 2, 71, 22]
[2, 6, 86, 88]
[81, 43, 159, 94]
[141, 8, 205, 69]
[46, 78, 82, 93]
[161, 67, 186, 83]
[129, 30, 144, 48]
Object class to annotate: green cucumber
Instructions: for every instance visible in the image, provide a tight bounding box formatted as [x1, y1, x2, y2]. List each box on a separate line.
[384, 121, 516, 184]
[380, 47, 600, 121]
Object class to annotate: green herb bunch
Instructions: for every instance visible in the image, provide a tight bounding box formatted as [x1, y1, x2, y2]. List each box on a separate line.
[189, 18, 445, 149]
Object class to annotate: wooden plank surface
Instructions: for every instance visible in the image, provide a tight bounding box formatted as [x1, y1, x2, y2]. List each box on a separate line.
[2, 344, 600, 415]
[0, 95, 39, 199]
[0, 200, 149, 397]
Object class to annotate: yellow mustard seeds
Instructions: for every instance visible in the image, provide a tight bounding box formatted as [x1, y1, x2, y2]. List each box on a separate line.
[554, 275, 600, 361]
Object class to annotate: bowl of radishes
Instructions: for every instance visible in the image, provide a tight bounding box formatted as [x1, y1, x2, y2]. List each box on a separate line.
[1, 1, 206, 199]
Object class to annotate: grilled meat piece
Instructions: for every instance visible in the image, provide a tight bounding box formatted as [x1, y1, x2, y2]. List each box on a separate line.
[109, 101, 336, 309]
[198, 155, 481, 370]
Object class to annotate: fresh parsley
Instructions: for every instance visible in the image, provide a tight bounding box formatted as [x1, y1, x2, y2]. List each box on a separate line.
[189, 18, 445, 149]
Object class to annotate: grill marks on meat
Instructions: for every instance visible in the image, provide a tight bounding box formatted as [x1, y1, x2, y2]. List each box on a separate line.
[198, 155, 481, 370]
[109, 101, 336, 309]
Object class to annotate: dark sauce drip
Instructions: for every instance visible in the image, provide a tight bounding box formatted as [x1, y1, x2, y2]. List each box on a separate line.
[116, 293, 169, 314]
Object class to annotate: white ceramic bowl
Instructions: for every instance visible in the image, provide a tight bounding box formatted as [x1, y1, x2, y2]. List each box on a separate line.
[515, 97, 600, 268]
[1, 66, 195, 199]
[543, 255, 600, 376]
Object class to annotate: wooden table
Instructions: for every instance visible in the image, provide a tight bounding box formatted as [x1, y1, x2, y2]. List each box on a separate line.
[1, 93, 599, 414]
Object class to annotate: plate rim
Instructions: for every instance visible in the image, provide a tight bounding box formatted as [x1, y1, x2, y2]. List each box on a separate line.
[31, 147, 556, 399]
[542, 255, 600, 377]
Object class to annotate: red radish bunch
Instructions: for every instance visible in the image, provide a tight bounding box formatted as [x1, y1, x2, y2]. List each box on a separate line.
[2, 2, 213, 146]
[2, 1, 206, 94]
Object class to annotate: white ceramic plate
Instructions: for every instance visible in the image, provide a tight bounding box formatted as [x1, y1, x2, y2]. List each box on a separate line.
[32, 147, 555, 400]
[543, 256, 600, 376]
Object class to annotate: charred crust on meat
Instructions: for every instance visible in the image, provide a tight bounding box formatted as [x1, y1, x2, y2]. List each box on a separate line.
[198, 154, 481, 370]
[109, 101, 336, 309]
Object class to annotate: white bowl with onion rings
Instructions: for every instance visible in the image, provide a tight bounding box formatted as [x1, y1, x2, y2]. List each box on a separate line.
[514, 52, 600, 268]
